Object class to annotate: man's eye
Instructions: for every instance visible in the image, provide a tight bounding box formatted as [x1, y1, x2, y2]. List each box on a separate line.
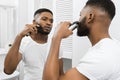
[42, 18, 47, 21]
[50, 19, 53, 23]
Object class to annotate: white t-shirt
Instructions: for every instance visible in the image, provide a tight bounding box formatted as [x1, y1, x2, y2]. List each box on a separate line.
[20, 36, 63, 80]
[76, 38, 120, 80]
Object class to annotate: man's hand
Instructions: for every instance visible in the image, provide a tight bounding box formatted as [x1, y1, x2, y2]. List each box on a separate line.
[19, 24, 37, 37]
[53, 22, 73, 39]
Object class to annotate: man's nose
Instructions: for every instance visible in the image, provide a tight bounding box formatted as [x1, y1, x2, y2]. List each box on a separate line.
[46, 20, 52, 25]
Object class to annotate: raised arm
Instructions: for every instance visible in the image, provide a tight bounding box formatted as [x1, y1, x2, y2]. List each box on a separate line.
[43, 22, 88, 80]
[4, 24, 37, 74]
[4, 34, 23, 74]
[59, 59, 64, 75]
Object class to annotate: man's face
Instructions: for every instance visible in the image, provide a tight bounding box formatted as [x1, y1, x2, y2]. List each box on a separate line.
[35, 12, 53, 35]
[77, 7, 90, 37]
[77, 17, 89, 37]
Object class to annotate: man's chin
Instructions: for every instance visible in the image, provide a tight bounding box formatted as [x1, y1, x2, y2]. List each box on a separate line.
[77, 32, 88, 37]
[37, 31, 50, 35]
[44, 31, 51, 35]
[77, 34, 87, 37]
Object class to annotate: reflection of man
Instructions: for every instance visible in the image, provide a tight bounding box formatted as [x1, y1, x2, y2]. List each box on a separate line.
[43, 0, 120, 80]
[4, 8, 56, 80]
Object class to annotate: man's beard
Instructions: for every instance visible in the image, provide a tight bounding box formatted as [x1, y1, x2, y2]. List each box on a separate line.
[36, 25, 51, 35]
[77, 17, 89, 37]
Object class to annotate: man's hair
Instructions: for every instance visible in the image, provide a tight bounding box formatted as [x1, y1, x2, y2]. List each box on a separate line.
[85, 0, 115, 20]
[34, 8, 53, 17]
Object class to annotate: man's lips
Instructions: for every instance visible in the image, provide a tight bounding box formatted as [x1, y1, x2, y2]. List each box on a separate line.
[44, 27, 51, 32]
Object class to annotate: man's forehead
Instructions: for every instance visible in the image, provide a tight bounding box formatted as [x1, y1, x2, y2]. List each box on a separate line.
[40, 12, 52, 15]
[34, 13, 52, 20]
[40, 12, 53, 18]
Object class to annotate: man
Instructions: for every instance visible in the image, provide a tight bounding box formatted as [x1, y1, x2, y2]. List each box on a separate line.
[43, 0, 120, 80]
[4, 8, 58, 80]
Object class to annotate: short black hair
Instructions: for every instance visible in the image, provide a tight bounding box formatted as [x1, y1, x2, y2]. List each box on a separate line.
[85, 0, 115, 20]
[34, 8, 53, 17]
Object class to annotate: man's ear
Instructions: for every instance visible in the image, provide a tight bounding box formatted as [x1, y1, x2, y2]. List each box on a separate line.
[87, 13, 95, 23]
[33, 20, 36, 24]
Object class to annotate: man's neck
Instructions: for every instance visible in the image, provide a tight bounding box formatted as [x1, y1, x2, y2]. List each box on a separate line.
[88, 33, 110, 46]
[31, 33, 48, 44]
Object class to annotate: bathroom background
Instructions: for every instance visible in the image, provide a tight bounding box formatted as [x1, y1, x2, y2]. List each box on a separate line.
[0, 0, 120, 80]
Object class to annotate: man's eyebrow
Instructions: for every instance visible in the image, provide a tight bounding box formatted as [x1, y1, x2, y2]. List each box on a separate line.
[41, 16, 48, 18]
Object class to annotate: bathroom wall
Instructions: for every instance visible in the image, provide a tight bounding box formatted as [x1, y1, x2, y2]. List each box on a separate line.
[0, 0, 17, 48]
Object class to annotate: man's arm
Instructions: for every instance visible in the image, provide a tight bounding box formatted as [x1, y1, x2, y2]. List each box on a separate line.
[4, 24, 36, 74]
[43, 36, 61, 80]
[43, 22, 88, 80]
[4, 34, 23, 74]
[59, 59, 64, 75]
